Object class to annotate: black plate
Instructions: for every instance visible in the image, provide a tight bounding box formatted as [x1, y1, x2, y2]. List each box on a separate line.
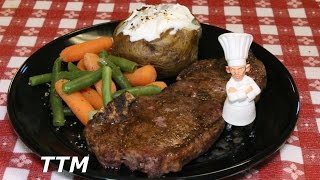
[7, 21, 299, 179]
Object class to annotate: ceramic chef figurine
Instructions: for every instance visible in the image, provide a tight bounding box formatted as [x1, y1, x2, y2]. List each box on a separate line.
[218, 33, 261, 127]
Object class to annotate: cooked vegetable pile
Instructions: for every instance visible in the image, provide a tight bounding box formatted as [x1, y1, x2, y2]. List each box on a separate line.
[29, 37, 167, 127]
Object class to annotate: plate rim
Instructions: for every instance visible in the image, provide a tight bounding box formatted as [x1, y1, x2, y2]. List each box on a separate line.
[7, 21, 300, 179]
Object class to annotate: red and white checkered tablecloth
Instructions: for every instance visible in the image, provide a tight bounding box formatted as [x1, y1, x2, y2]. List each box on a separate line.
[1, 0, 320, 179]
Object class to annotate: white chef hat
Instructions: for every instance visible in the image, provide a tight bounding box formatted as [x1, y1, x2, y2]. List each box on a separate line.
[218, 33, 253, 66]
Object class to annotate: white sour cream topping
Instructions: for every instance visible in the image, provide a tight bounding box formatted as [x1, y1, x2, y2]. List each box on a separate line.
[116, 4, 200, 42]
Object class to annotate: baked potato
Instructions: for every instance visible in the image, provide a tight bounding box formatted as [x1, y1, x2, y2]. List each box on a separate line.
[111, 4, 202, 79]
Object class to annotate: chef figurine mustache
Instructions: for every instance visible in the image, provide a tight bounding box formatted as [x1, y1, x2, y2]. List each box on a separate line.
[218, 33, 261, 138]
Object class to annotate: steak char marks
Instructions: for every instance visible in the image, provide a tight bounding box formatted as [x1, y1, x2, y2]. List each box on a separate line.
[84, 56, 266, 178]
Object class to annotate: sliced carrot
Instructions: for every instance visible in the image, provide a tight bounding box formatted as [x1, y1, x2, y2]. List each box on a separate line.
[83, 53, 100, 71]
[77, 59, 86, 71]
[60, 37, 113, 62]
[147, 81, 167, 90]
[94, 81, 102, 96]
[124, 65, 157, 86]
[80, 87, 104, 110]
[55, 79, 95, 125]
[95, 80, 117, 96]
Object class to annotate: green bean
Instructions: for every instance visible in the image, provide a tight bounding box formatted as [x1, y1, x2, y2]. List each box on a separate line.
[113, 66, 132, 89]
[62, 68, 102, 94]
[109, 55, 137, 72]
[29, 73, 51, 86]
[99, 50, 118, 69]
[29, 71, 93, 86]
[61, 71, 93, 80]
[67, 62, 80, 71]
[102, 66, 113, 106]
[113, 85, 162, 98]
[100, 51, 137, 72]
[112, 89, 126, 98]
[99, 50, 131, 89]
[50, 58, 65, 126]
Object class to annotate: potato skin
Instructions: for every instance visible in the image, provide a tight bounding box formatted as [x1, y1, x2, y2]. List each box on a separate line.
[112, 21, 202, 79]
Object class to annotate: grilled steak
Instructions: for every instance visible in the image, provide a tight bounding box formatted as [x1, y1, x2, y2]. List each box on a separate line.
[84, 55, 266, 177]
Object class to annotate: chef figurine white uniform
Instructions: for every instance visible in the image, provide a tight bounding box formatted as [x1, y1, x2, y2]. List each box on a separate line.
[218, 33, 261, 127]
